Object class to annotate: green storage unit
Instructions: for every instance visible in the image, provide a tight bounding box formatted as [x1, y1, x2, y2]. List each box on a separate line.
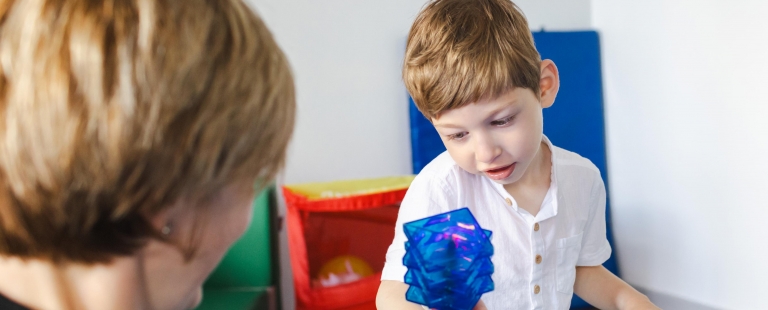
[197, 186, 280, 310]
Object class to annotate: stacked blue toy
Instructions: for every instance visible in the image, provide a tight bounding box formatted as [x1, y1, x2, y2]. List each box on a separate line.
[402, 208, 494, 310]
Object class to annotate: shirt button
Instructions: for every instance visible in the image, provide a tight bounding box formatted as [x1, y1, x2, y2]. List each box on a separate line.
[534, 285, 541, 294]
[535, 255, 542, 264]
[534, 223, 540, 231]
[504, 197, 512, 206]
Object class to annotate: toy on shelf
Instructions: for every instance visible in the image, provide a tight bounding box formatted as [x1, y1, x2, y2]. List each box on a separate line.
[316, 255, 374, 288]
[283, 176, 414, 309]
[402, 208, 494, 310]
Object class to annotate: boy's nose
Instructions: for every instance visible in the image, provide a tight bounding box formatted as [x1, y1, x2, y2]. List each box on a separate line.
[474, 135, 501, 164]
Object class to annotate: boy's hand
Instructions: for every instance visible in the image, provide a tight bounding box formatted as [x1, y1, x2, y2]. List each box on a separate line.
[621, 298, 660, 310]
[428, 299, 486, 310]
[574, 266, 660, 310]
[377, 280, 488, 310]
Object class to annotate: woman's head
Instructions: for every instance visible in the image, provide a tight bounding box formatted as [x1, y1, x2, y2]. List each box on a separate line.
[0, 0, 294, 306]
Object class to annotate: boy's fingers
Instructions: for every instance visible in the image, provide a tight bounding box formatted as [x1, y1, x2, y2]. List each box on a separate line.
[427, 299, 486, 310]
[473, 300, 488, 310]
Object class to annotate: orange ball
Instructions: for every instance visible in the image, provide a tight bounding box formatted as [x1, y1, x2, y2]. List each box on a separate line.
[317, 255, 373, 287]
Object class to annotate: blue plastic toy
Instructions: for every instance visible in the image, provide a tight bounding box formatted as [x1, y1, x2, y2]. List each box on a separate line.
[402, 208, 494, 310]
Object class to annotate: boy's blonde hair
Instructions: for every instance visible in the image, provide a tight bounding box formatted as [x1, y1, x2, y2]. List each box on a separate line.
[404, 0, 541, 120]
[0, 0, 295, 263]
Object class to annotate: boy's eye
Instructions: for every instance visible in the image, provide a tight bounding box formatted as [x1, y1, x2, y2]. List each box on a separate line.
[447, 132, 468, 141]
[490, 115, 515, 126]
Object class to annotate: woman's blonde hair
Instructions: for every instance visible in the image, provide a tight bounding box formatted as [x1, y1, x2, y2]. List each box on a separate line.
[0, 0, 295, 263]
[404, 0, 541, 120]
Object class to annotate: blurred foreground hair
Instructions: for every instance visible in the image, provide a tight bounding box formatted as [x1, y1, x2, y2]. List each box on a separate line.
[0, 0, 295, 263]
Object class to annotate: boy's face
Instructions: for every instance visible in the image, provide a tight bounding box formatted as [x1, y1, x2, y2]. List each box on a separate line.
[432, 87, 546, 185]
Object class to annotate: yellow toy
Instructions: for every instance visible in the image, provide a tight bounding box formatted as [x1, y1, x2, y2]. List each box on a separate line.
[316, 255, 374, 287]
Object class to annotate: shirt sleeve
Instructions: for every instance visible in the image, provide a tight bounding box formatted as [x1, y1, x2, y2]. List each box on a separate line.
[381, 172, 455, 282]
[576, 174, 612, 266]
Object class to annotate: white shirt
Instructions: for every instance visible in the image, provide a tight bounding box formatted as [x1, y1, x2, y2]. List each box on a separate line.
[382, 136, 611, 310]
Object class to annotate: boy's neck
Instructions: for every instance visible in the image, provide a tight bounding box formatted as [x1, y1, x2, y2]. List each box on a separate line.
[503, 140, 552, 216]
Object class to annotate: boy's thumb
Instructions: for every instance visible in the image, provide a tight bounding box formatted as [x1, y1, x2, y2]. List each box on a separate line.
[473, 300, 488, 310]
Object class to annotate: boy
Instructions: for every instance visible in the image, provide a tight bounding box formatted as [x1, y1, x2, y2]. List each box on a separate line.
[376, 0, 659, 309]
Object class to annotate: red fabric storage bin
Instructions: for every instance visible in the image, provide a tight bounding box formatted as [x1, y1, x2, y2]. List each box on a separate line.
[282, 176, 414, 310]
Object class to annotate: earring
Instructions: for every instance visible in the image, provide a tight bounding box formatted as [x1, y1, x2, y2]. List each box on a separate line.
[161, 224, 172, 236]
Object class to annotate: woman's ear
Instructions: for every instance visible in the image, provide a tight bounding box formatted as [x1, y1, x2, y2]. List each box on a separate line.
[539, 59, 560, 109]
[146, 198, 190, 239]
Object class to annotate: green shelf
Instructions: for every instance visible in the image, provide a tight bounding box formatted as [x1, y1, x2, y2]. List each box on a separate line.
[197, 186, 279, 310]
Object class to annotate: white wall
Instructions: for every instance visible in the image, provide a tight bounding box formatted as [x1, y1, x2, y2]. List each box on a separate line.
[517, 0, 592, 32]
[593, 1, 768, 309]
[248, 0, 423, 185]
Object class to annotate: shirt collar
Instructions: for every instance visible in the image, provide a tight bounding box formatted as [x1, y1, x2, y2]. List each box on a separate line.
[487, 134, 559, 222]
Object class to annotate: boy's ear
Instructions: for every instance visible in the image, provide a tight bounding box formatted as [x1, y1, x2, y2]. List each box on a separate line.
[539, 59, 560, 109]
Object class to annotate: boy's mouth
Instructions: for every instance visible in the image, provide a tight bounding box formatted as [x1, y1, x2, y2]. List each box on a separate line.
[484, 163, 516, 181]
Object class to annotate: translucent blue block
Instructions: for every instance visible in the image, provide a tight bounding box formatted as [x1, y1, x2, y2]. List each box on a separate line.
[404, 240, 494, 278]
[405, 273, 494, 310]
[403, 208, 494, 272]
[402, 208, 495, 310]
[405, 284, 429, 305]
[405, 286, 481, 310]
[405, 268, 494, 300]
[404, 257, 494, 293]
[403, 245, 494, 286]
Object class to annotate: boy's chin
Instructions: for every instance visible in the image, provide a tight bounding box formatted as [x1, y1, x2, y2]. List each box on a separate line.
[488, 177, 516, 185]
